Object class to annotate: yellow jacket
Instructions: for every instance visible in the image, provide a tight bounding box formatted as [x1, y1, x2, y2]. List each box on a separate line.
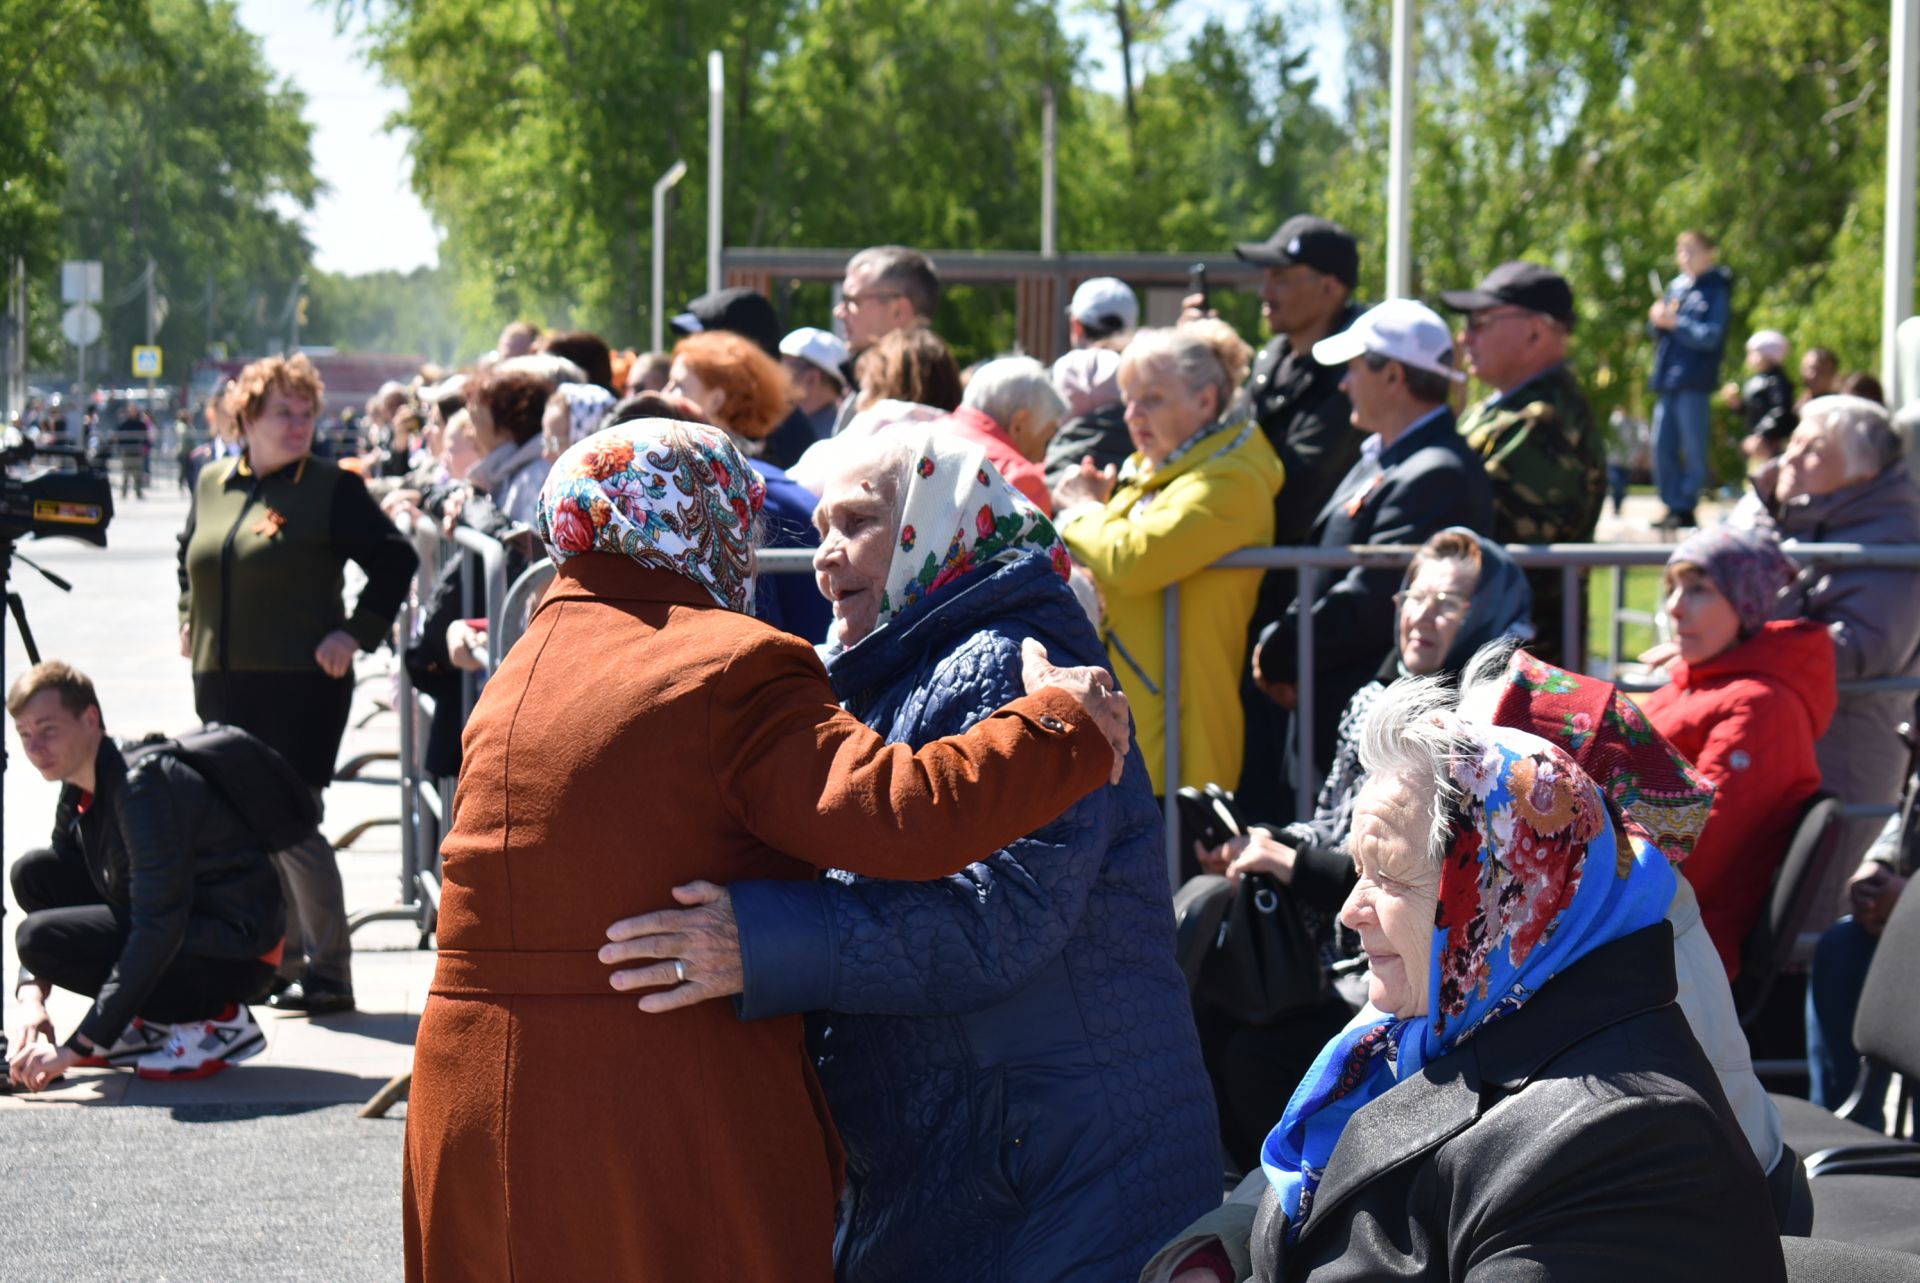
[1059, 420, 1284, 795]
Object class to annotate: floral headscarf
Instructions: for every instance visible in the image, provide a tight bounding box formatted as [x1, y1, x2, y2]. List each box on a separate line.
[1486, 649, 1716, 863]
[557, 381, 616, 446]
[1261, 721, 1676, 1235]
[872, 427, 1071, 630]
[536, 419, 765, 613]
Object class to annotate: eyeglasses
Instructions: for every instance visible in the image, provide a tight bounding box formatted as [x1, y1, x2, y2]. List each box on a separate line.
[1392, 590, 1469, 622]
[837, 289, 903, 312]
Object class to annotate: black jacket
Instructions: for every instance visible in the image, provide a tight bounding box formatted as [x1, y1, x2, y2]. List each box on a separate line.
[1043, 402, 1133, 487]
[1741, 367, 1797, 445]
[1254, 408, 1493, 772]
[1243, 304, 1366, 631]
[1250, 923, 1785, 1283]
[45, 739, 285, 1048]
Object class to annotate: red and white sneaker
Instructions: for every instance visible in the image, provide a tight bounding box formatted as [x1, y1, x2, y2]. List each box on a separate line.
[73, 1018, 173, 1067]
[134, 1006, 266, 1081]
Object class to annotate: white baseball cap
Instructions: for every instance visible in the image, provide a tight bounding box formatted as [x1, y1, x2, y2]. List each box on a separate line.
[1311, 298, 1465, 382]
[779, 326, 851, 383]
[1067, 277, 1139, 330]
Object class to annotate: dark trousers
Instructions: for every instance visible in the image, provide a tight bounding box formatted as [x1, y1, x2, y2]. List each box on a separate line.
[11, 846, 275, 1026]
[1806, 915, 1892, 1128]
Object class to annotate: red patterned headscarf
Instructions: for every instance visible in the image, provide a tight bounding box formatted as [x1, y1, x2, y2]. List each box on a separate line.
[1483, 649, 1715, 864]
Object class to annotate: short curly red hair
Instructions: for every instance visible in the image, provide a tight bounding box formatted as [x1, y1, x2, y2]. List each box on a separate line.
[227, 353, 326, 424]
[672, 331, 792, 440]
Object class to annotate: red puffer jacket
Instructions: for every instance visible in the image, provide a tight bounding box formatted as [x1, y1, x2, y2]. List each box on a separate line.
[1639, 619, 1837, 977]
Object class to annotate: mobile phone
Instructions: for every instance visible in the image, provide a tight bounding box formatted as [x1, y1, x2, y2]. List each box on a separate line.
[1189, 263, 1209, 311]
[1648, 268, 1666, 301]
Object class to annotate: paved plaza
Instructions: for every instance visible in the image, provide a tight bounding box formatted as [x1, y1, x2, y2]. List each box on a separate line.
[2, 479, 426, 1280]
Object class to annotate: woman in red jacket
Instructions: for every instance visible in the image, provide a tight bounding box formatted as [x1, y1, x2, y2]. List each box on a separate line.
[1640, 525, 1836, 976]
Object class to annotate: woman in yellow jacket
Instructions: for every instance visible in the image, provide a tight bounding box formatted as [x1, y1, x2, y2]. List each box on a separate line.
[1053, 323, 1284, 799]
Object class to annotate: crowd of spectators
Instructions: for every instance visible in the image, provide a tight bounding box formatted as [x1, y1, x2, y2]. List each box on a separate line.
[11, 219, 1920, 1281]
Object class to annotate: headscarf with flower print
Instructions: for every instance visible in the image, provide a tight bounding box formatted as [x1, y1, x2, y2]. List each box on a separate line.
[1481, 648, 1716, 865]
[535, 419, 765, 613]
[870, 426, 1071, 634]
[1260, 720, 1676, 1237]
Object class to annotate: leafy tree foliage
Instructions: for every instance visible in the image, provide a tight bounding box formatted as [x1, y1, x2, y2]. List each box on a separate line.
[59, 0, 319, 379]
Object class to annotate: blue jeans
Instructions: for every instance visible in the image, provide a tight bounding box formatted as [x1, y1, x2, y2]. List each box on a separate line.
[1806, 916, 1891, 1128]
[1653, 389, 1712, 514]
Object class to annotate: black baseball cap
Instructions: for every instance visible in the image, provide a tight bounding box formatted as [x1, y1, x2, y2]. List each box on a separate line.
[1235, 215, 1359, 288]
[1439, 261, 1576, 331]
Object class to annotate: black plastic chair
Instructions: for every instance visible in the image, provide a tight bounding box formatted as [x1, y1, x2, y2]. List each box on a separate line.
[1771, 882, 1920, 1254]
[1736, 792, 1846, 1029]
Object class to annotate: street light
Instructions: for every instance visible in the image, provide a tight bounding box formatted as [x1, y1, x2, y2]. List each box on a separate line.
[652, 160, 689, 354]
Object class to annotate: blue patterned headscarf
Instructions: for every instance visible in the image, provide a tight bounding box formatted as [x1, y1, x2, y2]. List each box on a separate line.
[1260, 721, 1676, 1235]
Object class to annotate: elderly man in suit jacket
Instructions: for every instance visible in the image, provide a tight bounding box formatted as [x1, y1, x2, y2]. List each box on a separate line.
[1252, 299, 1495, 785]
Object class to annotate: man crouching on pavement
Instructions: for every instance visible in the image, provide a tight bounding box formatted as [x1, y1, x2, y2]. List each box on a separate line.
[8, 662, 286, 1090]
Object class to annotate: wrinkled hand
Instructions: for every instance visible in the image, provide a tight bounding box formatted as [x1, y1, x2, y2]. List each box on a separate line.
[12, 998, 54, 1061]
[601, 882, 742, 1013]
[379, 487, 423, 518]
[1249, 649, 1297, 708]
[9, 1041, 77, 1093]
[314, 629, 359, 679]
[1227, 828, 1298, 885]
[1020, 638, 1131, 784]
[446, 620, 489, 672]
[1855, 871, 1907, 938]
[1637, 640, 1679, 671]
[1051, 457, 1118, 513]
[178, 622, 191, 659]
[1177, 293, 1219, 326]
[441, 486, 470, 537]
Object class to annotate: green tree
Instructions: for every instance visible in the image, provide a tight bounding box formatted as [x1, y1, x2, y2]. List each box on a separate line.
[59, 0, 319, 383]
[304, 263, 463, 364]
[0, 0, 152, 365]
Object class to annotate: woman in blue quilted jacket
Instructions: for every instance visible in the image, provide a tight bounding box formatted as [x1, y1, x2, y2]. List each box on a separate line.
[603, 426, 1219, 1281]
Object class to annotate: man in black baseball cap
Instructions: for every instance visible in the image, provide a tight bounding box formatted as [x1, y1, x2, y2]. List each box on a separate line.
[1195, 214, 1365, 817]
[1439, 260, 1604, 660]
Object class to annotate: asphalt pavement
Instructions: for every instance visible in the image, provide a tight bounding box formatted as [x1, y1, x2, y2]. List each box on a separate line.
[2, 472, 423, 1280]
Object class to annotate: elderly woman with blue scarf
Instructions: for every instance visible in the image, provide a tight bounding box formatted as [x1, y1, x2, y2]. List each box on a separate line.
[603, 427, 1219, 1282]
[1154, 680, 1784, 1283]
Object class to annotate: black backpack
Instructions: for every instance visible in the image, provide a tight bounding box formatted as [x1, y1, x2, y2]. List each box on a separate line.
[126, 723, 320, 851]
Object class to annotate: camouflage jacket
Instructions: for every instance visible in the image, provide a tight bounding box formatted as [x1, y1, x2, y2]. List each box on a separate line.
[1457, 362, 1605, 543]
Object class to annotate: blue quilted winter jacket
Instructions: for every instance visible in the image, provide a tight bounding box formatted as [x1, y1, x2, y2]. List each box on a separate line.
[730, 550, 1219, 1283]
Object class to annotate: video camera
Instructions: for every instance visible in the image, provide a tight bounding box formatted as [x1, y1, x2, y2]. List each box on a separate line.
[0, 436, 114, 547]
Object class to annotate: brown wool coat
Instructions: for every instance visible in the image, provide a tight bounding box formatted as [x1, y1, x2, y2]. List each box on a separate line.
[402, 556, 1113, 1283]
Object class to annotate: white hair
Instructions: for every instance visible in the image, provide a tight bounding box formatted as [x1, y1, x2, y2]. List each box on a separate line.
[1452, 637, 1525, 723]
[1118, 326, 1245, 413]
[1802, 394, 1901, 483]
[1356, 674, 1466, 864]
[962, 357, 1068, 430]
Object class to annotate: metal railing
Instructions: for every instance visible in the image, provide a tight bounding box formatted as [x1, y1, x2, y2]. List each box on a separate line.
[1155, 541, 1920, 887]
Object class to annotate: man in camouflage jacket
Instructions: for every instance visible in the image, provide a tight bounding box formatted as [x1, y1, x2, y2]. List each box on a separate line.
[1441, 262, 1605, 662]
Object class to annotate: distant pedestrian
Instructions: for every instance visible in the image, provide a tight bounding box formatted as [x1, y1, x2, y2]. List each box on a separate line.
[1648, 229, 1733, 528]
[1727, 329, 1797, 463]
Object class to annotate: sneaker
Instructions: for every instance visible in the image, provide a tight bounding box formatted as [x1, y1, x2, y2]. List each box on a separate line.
[73, 1018, 173, 1067]
[134, 1006, 266, 1081]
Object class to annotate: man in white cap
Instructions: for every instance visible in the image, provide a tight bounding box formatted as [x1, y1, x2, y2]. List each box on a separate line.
[1065, 277, 1138, 352]
[1724, 328, 1797, 462]
[1251, 299, 1495, 776]
[779, 326, 851, 443]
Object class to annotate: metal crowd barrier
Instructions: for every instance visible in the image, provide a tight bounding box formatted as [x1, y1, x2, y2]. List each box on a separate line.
[346, 517, 506, 943]
[1157, 541, 1920, 889]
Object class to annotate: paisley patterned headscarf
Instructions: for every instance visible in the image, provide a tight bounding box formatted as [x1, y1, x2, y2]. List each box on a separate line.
[536, 419, 765, 613]
[871, 426, 1071, 630]
[1260, 721, 1675, 1236]
[1484, 649, 1716, 864]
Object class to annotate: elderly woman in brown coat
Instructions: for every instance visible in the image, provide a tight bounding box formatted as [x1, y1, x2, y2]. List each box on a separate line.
[402, 421, 1130, 1283]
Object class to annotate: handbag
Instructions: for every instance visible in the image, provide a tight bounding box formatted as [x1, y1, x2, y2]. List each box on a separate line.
[1173, 785, 1331, 1024]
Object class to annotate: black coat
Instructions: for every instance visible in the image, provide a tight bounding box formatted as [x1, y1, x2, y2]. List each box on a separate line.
[1250, 923, 1786, 1283]
[50, 738, 285, 1048]
[1254, 407, 1493, 773]
[1741, 367, 1797, 445]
